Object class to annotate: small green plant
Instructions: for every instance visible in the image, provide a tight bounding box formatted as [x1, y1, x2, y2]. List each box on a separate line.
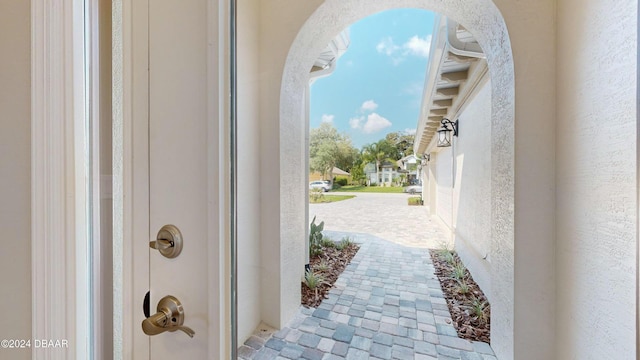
[320, 237, 336, 248]
[434, 242, 456, 264]
[470, 297, 489, 324]
[451, 261, 467, 280]
[309, 216, 325, 257]
[303, 270, 326, 302]
[336, 236, 353, 250]
[313, 260, 330, 272]
[442, 251, 456, 264]
[455, 279, 471, 295]
[303, 270, 324, 289]
[408, 196, 422, 205]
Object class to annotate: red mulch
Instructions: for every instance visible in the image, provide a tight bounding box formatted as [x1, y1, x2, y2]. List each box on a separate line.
[429, 249, 491, 343]
[301, 244, 360, 308]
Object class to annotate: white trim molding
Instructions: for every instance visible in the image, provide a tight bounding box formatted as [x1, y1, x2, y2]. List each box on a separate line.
[31, 0, 90, 358]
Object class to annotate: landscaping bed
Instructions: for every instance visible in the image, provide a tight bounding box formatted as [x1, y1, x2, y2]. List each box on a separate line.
[301, 240, 359, 308]
[429, 249, 491, 344]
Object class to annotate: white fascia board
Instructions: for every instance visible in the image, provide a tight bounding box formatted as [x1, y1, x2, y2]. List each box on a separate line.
[414, 15, 448, 155]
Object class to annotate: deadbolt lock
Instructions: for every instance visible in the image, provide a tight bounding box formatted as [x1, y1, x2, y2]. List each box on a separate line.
[149, 224, 183, 258]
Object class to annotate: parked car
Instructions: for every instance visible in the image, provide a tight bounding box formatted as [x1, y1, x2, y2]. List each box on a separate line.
[403, 185, 422, 194]
[309, 181, 331, 192]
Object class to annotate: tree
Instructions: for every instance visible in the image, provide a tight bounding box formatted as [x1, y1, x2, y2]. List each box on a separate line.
[385, 131, 415, 158]
[309, 122, 356, 182]
[350, 162, 366, 185]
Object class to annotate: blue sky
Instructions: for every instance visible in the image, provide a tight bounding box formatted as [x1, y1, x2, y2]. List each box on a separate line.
[310, 9, 435, 149]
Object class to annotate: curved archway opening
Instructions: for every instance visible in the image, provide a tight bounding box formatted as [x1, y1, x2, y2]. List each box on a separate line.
[273, 0, 514, 357]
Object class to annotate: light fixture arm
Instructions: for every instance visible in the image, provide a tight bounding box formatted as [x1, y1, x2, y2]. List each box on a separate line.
[441, 118, 459, 137]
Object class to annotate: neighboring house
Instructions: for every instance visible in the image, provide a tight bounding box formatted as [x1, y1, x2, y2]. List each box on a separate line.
[364, 161, 401, 186]
[397, 154, 421, 184]
[309, 166, 351, 183]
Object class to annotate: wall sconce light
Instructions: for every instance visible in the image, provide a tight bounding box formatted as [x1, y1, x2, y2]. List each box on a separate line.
[436, 118, 459, 147]
[421, 153, 430, 165]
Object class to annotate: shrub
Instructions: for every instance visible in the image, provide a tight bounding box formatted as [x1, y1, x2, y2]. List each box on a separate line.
[309, 188, 324, 202]
[408, 197, 422, 205]
[335, 177, 348, 186]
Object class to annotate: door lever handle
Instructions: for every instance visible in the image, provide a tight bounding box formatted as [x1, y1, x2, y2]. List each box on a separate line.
[149, 224, 183, 258]
[142, 295, 195, 338]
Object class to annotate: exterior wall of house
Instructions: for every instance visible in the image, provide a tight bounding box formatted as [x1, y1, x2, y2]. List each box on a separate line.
[435, 148, 453, 229]
[366, 167, 400, 186]
[258, 0, 323, 329]
[491, 1, 557, 358]
[237, 0, 263, 342]
[451, 80, 493, 303]
[556, 0, 637, 358]
[0, 1, 32, 358]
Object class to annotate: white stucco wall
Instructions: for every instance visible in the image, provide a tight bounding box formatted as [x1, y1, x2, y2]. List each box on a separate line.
[452, 80, 493, 302]
[237, 0, 263, 342]
[0, 1, 32, 359]
[491, 1, 557, 358]
[435, 148, 453, 229]
[556, 0, 637, 358]
[258, 0, 323, 328]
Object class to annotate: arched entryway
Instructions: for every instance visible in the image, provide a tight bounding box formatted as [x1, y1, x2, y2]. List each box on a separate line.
[274, 0, 516, 357]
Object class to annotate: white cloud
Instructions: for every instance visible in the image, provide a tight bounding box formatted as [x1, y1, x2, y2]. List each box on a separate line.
[349, 116, 363, 129]
[376, 35, 432, 64]
[363, 113, 392, 134]
[376, 37, 399, 56]
[403, 35, 431, 57]
[404, 128, 417, 135]
[321, 114, 335, 123]
[360, 100, 378, 112]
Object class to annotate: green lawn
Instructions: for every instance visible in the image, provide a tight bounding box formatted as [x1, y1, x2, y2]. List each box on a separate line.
[331, 185, 405, 193]
[309, 194, 356, 204]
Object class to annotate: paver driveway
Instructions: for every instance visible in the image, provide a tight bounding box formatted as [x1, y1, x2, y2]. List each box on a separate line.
[310, 192, 449, 249]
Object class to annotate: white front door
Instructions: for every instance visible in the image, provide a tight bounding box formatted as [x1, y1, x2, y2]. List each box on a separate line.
[127, 0, 230, 358]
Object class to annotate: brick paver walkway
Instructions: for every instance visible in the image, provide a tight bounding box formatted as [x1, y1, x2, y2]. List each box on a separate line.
[239, 230, 495, 360]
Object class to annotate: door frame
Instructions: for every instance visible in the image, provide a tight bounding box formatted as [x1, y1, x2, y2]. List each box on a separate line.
[31, 0, 234, 358]
[31, 0, 92, 358]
